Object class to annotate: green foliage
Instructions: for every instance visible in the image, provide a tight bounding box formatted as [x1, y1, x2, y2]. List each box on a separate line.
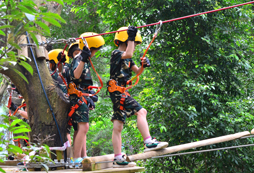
[0, 0, 66, 82]
[18, 0, 254, 172]
[64, 0, 254, 172]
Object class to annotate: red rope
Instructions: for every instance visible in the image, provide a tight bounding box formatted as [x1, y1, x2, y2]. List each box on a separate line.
[74, 1, 254, 40]
[66, 2, 254, 93]
[51, 44, 68, 76]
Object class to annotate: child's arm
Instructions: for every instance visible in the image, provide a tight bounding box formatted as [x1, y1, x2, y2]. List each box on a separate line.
[74, 47, 91, 79]
[121, 41, 135, 59]
[121, 26, 137, 59]
[131, 58, 149, 75]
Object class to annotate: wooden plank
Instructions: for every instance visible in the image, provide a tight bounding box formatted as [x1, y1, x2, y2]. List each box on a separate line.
[83, 166, 145, 173]
[251, 129, 254, 135]
[0, 160, 20, 166]
[127, 131, 250, 162]
[2, 166, 145, 173]
[82, 154, 114, 171]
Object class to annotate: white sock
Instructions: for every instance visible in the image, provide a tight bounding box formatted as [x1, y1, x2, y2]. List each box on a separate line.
[144, 137, 152, 144]
[114, 154, 122, 160]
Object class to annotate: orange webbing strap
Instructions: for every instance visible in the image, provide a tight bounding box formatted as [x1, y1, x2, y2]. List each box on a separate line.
[125, 36, 157, 90]
[13, 138, 21, 148]
[7, 90, 13, 117]
[24, 139, 30, 146]
[126, 22, 162, 90]
[68, 99, 83, 117]
[13, 103, 27, 116]
[13, 138, 30, 148]
[67, 97, 87, 125]
[51, 45, 68, 76]
[51, 62, 60, 76]
[82, 57, 103, 97]
[119, 92, 130, 110]
[59, 73, 68, 88]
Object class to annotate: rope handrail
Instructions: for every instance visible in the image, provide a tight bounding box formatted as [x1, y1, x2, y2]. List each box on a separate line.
[18, 1, 254, 47]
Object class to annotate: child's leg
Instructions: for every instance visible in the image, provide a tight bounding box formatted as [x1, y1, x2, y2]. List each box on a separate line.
[112, 120, 123, 155]
[73, 122, 89, 158]
[81, 124, 89, 158]
[135, 108, 151, 139]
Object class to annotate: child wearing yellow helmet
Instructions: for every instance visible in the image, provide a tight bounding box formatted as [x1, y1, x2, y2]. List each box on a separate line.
[67, 32, 104, 167]
[108, 26, 168, 168]
[48, 49, 69, 93]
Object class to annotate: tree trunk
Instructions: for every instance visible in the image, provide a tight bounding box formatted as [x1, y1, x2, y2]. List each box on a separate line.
[1, 42, 69, 148]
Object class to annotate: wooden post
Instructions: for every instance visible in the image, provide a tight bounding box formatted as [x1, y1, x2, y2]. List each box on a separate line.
[82, 154, 114, 171]
[35, 35, 46, 59]
[41, 36, 49, 60]
[127, 131, 250, 162]
[18, 35, 28, 57]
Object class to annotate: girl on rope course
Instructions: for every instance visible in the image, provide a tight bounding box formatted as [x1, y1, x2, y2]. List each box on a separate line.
[107, 26, 168, 168]
[67, 32, 103, 167]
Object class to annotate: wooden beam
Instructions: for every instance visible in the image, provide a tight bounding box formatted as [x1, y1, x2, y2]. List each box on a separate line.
[82, 154, 114, 171]
[127, 131, 250, 162]
[0, 160, 20, 166]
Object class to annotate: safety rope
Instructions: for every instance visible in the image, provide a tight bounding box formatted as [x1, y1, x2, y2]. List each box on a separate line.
[81, 57, 103, 97]
[50, 44, 68, 76]
[12, 103, 26, 116]
[18, 1, 254, 47]
[151, 143, 254, 159]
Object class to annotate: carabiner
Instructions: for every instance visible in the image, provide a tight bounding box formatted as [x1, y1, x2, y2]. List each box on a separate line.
[81, 36, 90, 50]
[155, 20, 163, 36]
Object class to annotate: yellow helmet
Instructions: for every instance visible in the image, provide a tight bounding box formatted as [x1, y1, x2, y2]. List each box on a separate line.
[67, 41, 79, 58]
[48, 49, 69, 64]
[79, 32, 105, 50]
[114, 27, 142, 46]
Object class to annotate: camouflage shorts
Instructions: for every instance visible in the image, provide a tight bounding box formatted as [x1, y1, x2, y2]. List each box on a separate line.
[110, 93, 142, 123]
[71, 101, 89, 131]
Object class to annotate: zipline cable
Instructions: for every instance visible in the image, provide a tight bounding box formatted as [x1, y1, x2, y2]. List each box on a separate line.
[18, 1, 254, 48]
[151, 143, 254, 159]
[75, 1, 254, 40]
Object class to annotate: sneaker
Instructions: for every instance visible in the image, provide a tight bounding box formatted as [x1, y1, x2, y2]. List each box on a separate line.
[82, 156, 89, 159]
[70, 157, 83, 169]
[17, 162, 24, 166]
[113, 155, 136, 168]
[144, 138, 168, 152]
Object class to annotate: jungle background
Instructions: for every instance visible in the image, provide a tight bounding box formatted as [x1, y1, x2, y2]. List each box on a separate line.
[0, 0, 254, 172]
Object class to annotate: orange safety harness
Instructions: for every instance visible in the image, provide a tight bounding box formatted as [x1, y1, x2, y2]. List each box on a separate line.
[107, 22, 162, 110]
[65, 39, 103, 125]
[7, 89, 29, 147]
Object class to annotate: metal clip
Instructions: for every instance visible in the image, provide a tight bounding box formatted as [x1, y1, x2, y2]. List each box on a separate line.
[155, 20, 163, 36]
[81, 36, 90, 50]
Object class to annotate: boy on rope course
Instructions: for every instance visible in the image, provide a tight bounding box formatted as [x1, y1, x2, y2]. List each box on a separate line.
[48, 49, 74, 152]
[67, 32, 103, 167]
[107, 26, 168, 168]
[48, 49, 69, 94]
